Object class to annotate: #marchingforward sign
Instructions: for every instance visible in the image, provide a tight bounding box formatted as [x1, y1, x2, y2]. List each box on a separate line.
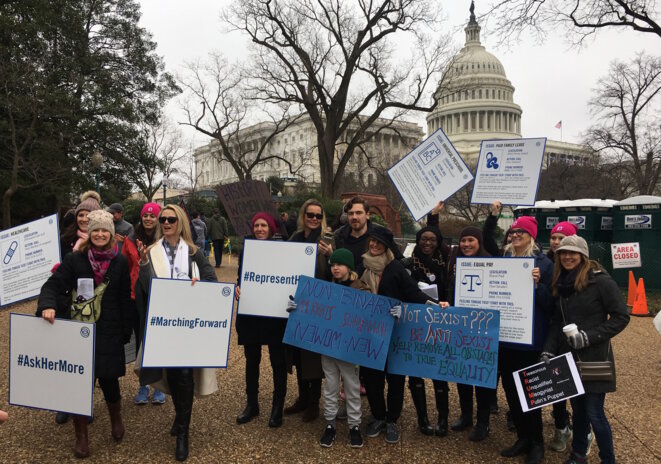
[387, 304, 500, 388]
[283, 276, 397, 371]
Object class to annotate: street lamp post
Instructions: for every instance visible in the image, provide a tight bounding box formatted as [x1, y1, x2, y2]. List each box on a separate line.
[91, 151, 104, 193]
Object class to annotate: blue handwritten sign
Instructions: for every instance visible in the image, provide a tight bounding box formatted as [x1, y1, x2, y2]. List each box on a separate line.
[282, 276, 397, 370]
[387, 304, 500, 388]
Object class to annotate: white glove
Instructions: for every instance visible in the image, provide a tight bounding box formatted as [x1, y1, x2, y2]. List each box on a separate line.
[390, 304, 402, 318]
[286, 296, 297, 313]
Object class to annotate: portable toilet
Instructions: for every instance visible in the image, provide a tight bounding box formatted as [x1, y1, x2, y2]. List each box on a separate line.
[611, 195, 661, 289]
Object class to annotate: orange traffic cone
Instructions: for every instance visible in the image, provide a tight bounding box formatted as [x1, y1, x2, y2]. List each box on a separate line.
[631, 278, 650, 317]
[627, 271, 636, 307]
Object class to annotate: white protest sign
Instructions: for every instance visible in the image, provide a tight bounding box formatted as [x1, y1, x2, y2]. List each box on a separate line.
[611, 242, 642, 269]
[513, 353, 584, 412]
[238, 240, 317, 318]
[471, 138, 546, 206]
[1, 214, 60, 307]
[455, 257, 535, 345]
[9, 314, 95, 416]
[142, 279, 235, 368]
[387, 128, 473, 221]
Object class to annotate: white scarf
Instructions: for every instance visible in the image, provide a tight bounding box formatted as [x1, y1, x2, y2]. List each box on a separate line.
[149, 238, 199, 280]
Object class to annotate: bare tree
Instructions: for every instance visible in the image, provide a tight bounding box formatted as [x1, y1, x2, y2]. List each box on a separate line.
[226, 0, 454, 197]
[485, 0, 661, 45]
[178, 52, 306, 182]
[584, 53, 661, 195]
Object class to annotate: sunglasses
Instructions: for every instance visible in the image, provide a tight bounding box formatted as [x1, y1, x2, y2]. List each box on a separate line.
[305, 212, 323, 220]
[158, 216, 178, 224]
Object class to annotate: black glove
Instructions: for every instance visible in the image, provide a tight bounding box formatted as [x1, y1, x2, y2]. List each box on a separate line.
[539, 352, 555, 365]
[567, 330, 589, 350]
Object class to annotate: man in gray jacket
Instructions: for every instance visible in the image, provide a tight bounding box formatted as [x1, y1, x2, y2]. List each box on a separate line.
[107, 203, 133, 252]
[207, 208, 228, 268]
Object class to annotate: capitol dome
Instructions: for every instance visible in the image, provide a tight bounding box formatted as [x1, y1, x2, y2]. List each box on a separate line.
[427, 2, 522, 157]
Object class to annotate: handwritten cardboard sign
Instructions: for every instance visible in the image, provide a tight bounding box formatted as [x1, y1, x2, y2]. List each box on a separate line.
[282, 276, 397, 370]
[387, 304, 500, 388]
[216, 180, 278, 236]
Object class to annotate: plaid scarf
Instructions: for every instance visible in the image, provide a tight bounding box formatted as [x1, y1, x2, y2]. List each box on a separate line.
[88, 245, 119, 285]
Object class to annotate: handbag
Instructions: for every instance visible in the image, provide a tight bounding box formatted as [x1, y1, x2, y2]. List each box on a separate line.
[560, 300, 614, 383]
[70, 280, 108, 323]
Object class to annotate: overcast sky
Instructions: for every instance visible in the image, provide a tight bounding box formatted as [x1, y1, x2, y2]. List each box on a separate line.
[137, 0, 658, 146]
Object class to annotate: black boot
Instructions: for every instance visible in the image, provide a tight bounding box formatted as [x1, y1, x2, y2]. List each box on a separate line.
[268, 396, 284, 428]
[469, 407, 491, 442]
[434, 382, 449, 437]
[236, 402, 260, 424]
[524, 441, 544, 464]
[409, 383, 434, 436]
[171, 373, 193, 462]
[501, 438, 530, 457]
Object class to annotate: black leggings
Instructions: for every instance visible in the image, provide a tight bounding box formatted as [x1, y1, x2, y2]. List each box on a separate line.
[243, 343, 287, 404]
[97, 377, 121, 404]
[362, 366, 405, 423]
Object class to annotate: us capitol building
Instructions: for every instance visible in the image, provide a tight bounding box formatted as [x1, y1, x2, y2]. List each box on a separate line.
[194, 4, 590, 190]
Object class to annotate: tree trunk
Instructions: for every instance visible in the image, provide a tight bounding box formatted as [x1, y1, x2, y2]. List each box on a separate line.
[2, 185, 17, 229]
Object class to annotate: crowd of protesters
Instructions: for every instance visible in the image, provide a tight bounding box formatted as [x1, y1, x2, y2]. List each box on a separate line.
[31, 192, 629, 464]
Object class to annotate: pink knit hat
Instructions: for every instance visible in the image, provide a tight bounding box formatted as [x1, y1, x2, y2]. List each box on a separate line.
[141, 202, 162, 218]
[511, 216, 538, 240]
[550, 221, 578, 237]
[251, 212, 276, 237]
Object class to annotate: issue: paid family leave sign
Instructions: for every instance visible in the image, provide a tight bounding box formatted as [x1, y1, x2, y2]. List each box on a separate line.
[142, 278, 235, 368]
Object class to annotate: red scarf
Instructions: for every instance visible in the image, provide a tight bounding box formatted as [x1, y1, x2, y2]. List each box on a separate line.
[88, 245, 119, 285]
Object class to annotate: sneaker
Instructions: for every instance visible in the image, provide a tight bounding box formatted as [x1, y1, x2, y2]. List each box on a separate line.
[319, 424, 336, 448]
[385, 422, 399, 444]
[349, 426, 363, 448]
[134, 386, 149, 405]
[151, 388, 166, 404]
[336, 402, 348, 420]
[550, 426, 572, 452]
[365, 419, 386, 438]
[585, 431, 594, 456]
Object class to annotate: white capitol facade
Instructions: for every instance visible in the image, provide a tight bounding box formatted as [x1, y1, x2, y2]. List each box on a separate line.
[194, 4, 590, 189]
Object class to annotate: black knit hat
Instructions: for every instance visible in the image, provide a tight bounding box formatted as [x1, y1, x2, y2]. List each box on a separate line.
[416, 226, 443, 246]
[460, 226, 483, 243]
[368, 226, 395, 249]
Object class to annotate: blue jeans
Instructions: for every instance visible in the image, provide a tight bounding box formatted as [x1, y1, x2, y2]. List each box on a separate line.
[570, 392, 614, 463]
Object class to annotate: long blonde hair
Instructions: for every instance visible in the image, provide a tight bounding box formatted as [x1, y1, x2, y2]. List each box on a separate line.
[503, 239, 539, 257]
[297, 199, 327, 233]
[552, 255, 603, 296]
[155, 204, 198, 255]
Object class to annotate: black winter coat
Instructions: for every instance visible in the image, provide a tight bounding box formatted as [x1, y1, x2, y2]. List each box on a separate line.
[544, 270, 629, 393]
[37, 251, 131, 379]
[334, 221, 404, 276]
[235, 236, 288, 346]
[377, 259, 430, 304]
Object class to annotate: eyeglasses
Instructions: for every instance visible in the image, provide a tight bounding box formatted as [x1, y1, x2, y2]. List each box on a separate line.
[420, 237, 437, 243]
[158, 217, 178, 224]
[305, 212, 323, 220]
[509, 229, 527, 236]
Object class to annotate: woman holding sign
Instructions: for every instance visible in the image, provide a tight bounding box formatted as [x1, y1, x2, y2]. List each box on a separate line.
[38, 210, 131, 459]
[446, 226, 497, 442]
[234, 212, 289, 428]
[402, 224, 451, 437]
[134, 204, 218, 461]
[284, 199, 333, 422]
[360, 227, 441, 445]
[492, 215, 554, 464]
[542, 235, 629, 464]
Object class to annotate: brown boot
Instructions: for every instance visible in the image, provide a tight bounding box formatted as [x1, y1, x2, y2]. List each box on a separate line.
[73, 415, 90, 458]
[107, 400, 125, 442]
[301, 401, 319, 422]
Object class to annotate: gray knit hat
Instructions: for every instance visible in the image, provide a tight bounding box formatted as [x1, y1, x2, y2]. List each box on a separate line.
[75, 191, 102, 215]
[556, 235, 589, 258]
[86, 210, 115, 238]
